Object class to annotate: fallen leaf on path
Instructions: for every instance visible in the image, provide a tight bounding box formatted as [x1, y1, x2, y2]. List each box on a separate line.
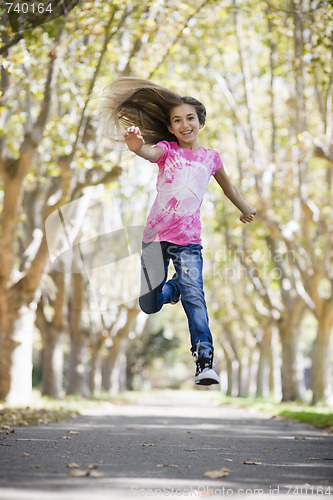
[309, 457, 319, 460]
[22, 452, 30, 457]
[67, 431, 80, 435]
[142, 443, 155, 447]
[37, 418, 49, 424]
[157, 464, 179, 468]
[224, 459, 233, 462]
[67, 462, 79, 468]
[204, 467, 230, 478]
[87, 464, 98, 469]
[243, 461, 262, 465]
[5, 429, 14, 435]
[67, 467, 104, 478]
[68, 469, 89, 477]
[294, 437, 306, 440]
[88, 470, 104, 478]
[29, 464, 40, 469]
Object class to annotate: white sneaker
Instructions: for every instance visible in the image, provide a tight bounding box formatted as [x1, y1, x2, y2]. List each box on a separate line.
[194, 356, 220, 386]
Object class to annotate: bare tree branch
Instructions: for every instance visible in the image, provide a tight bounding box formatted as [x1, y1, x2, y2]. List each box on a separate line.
[0, 32, 23, 57]
[70, 165, 122, 201]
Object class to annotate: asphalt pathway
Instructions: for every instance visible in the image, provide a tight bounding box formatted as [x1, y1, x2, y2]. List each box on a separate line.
[0, 390, 332, 499]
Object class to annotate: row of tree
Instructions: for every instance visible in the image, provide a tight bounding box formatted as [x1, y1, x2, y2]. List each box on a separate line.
[0, 0, 332, 404]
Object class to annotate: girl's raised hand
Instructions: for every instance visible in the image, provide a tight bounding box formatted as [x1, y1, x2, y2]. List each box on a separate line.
[124, 126, 145, 153]
[239, 209, 256, 224]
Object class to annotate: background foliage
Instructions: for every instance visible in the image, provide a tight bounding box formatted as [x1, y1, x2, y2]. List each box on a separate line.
[0, 0, 332, 406]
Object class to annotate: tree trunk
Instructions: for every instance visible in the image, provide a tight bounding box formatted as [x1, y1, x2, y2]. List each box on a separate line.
[41, 327, 64, 398]
[66, 273, 90, 396]
[256, 327, 273, 398]
[239, 355, 251, 397]
[270, 327, 282, 399]
[35, 271, 67, 398]
[102, 334, 126, 394]
[89, 345, 102, 395]
[67, 339, 90, 396]
[0, 300, 35, 404]
[111, 351, 127, 395]
[102, 306, 138, 394]
[226, 358, 233, 396]
[0, 47, 59, 404]
[279, 301, 306, 401]
[221, 348, 235, 397]
[0, 291, 14, 401]
[102, 358, 112, 393]
[311, 300, 333, 404]
[280, 328, 303, 401]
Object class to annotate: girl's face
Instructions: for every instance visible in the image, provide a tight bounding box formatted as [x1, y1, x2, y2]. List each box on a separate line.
[168, 103, 203, 150]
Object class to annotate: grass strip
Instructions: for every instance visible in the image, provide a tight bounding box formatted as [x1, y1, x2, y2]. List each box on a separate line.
[218, 395, 333, 431]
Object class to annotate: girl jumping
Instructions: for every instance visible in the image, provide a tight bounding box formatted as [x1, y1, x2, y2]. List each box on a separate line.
[102, 77, 256, 385]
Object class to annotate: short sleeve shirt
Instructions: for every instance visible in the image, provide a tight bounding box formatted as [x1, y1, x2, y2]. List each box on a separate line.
[142, 141, 223, 246]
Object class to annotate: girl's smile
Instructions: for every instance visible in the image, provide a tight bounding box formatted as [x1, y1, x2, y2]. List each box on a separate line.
[168, 103, 204, 150]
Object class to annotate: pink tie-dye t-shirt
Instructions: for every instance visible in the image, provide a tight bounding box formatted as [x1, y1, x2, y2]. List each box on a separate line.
[142, 141, 223, 245]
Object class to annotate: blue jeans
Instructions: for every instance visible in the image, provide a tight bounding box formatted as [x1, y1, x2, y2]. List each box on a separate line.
[139, 241, 213, 359]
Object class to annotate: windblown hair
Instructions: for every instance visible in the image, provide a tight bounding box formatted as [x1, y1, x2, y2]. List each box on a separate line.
[99, 77, 206, 145]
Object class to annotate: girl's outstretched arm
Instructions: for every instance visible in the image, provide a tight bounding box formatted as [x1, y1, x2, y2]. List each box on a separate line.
[124, 126, 163, 163]
[214, 167, 256, 223]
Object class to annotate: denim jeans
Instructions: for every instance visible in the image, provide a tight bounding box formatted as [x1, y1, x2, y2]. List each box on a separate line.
[139, 241, 213, 359]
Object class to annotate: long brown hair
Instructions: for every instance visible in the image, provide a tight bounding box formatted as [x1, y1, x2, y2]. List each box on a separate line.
[99, 77, 206, 145]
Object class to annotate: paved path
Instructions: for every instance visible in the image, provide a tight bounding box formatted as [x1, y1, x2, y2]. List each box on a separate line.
[0, 390, 332, 499]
